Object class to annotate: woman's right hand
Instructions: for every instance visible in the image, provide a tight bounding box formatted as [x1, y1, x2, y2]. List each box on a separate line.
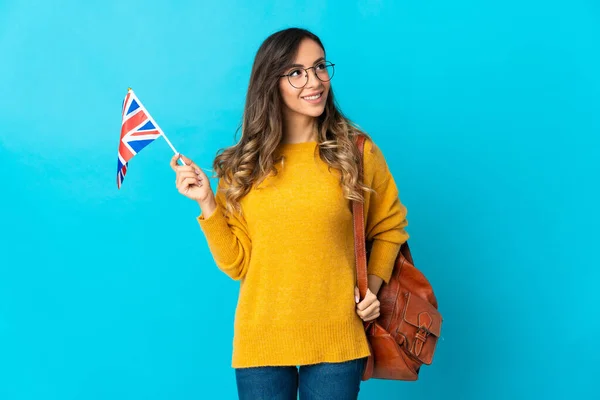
[170, 153, 215, 205]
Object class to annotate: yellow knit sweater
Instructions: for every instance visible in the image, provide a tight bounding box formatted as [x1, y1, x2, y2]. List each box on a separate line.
[197, 137, 409, 368]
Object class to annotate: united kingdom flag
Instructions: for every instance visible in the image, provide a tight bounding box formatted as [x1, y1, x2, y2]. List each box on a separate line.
[116, 89, 162, 189]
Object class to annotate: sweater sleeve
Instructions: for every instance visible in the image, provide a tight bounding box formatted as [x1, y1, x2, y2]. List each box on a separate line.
[363, 139, 410, 284]
[196, 178, 252, 281]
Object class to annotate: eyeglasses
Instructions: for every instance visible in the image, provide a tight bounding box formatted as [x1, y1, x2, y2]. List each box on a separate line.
[279, 61, 335, 89]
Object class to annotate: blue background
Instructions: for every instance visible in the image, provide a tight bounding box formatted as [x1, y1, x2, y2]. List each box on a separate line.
[1, 0, 598, 399]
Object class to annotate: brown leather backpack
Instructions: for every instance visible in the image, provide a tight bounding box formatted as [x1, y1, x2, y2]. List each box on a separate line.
[353, 134, 443, 381]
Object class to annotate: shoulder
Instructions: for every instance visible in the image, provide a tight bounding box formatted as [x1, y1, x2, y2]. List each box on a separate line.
[362, 136, 381, 162]
[360, 135, 389, 171]
[358, 134, 392, 188]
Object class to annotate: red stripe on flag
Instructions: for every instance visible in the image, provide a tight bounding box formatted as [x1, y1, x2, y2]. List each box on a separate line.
[120, 110, 148, 138]
[118, 141, 134, 162]
[130, 129, 160, 137]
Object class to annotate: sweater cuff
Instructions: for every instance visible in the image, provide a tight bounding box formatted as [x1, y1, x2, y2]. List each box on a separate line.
[367, 240, 402, 284]
[196, 204, 236, 259]
[197, 202, 226, 228]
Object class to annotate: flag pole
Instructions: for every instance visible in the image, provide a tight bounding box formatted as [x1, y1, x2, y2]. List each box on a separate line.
[127, 88, 187, 166]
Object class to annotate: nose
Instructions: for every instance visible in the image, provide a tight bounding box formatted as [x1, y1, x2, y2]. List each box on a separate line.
[304, 67, 322, 89]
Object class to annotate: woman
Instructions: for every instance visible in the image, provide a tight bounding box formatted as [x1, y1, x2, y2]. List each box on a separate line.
[170, 27, 409, 400]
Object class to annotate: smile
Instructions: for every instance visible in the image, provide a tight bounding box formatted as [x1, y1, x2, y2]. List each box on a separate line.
[301, 92, 324, 103]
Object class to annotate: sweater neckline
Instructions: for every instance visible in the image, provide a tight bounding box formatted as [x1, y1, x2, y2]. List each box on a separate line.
[277, 140, 318, 151]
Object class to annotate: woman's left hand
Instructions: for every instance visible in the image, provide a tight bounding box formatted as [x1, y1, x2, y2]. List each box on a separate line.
[354, 286, 381, 322]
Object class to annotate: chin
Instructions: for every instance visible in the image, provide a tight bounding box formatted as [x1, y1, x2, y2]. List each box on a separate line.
[293, 102, 326, 117]
[304, 107, 326, 118]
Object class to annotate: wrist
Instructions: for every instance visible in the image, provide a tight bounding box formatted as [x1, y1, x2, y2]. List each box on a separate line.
[198, 196, 217, 217]
[367, 274, 384, 296]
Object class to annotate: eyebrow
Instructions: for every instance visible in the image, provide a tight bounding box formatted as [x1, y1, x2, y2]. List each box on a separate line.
[288, 57, 325, 68]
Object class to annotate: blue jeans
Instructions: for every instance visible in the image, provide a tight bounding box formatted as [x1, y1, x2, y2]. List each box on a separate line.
[235, 356, 368, 400]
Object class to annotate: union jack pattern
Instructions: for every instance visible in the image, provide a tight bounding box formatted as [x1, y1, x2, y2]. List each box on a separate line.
[116, 89, 162, 188]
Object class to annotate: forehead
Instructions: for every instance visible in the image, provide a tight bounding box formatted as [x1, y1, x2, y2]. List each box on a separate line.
[292, 38, 325, 66]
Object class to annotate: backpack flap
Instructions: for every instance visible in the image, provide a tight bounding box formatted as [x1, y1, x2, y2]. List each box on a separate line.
[400, 292, 443, 365]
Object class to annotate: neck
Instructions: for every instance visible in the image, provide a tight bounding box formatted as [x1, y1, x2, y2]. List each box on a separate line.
[281, 110, 318, 144]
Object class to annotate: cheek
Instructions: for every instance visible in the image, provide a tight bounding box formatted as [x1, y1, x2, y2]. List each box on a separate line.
[279, 81, 300, 108]
[323, 82, 331, 97]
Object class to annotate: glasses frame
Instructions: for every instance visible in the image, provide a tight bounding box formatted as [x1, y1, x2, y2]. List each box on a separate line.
[279, 61, 336, 89]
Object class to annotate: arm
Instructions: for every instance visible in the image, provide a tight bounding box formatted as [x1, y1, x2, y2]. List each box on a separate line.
[198, 196, 217, 220]
[197, 179, 252, 281]
[368, 274, 384, 296]
[363, 139, 409, 285]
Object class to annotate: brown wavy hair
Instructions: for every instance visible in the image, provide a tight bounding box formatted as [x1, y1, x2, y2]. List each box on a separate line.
[212, 27, 375, 216]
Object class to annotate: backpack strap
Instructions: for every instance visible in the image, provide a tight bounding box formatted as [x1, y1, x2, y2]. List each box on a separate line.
[352, 134, 370, 302]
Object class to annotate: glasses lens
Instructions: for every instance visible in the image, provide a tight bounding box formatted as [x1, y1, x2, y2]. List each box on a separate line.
[288, 69, 308, 88]
[284, 63, 335, 88]
[316, 62, 334, 82]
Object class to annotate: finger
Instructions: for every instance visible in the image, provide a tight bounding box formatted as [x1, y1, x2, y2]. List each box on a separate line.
[171, 155, 197, 173]
[361, 289, 378, 306]
[184, 176, 202, 187]
[179, 171, 201, 180]
[357, 295, 376, 311]
[179, 180, 202, 194]
[170, 153, 180, 171]
[183, 158, 210, 182]
[179, 154, 197, 168]
[194, 167, 209, 181]
[356, 289, 371, 308]
[178, 177, 200, 191]
[354, 287, 360, 304]
[177, 165, 196, 173]
[359, 300, 380, 317]
[356, 299, 368, 311]
[363, 311, 381, 322]
[176, 172, 201, 187]
[357, 295, 380, 312]
[365, 288, 377, 300]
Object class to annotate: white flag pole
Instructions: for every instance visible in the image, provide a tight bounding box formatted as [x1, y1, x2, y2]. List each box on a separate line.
[127, 88, 188, 166]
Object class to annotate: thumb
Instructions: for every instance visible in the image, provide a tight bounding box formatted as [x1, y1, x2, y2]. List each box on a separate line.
[178, 153, 195, 167]
[354, 286, 360, 303]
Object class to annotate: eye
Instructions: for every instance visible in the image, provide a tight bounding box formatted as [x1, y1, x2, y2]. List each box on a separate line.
[289, 68, 303, 77]
[315, 62, 327, 70]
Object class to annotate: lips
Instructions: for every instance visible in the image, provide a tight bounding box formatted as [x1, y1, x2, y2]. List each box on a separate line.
[301, 91, 324, 103]
[302, 92, 323, 100]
